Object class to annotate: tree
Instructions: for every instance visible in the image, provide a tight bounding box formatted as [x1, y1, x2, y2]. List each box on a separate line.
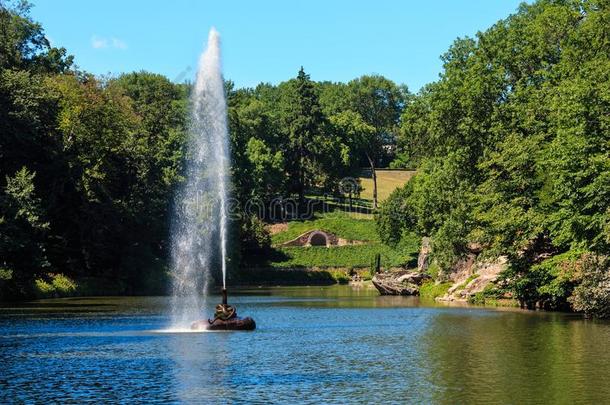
[346, 75, 407, 208]
[0, 0, 72, 73]
[245, 137, 284, 200]
[0, 167, 49, 298]
[281, 67, 328, 204]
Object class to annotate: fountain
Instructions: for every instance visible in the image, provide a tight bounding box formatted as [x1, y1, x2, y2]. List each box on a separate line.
[170, 28, 255, 332]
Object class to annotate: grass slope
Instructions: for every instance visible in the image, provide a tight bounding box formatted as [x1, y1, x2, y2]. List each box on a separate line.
[359, 169, 416, 202]
[271, 212, 377, 244]
[265, 212, 419, 269]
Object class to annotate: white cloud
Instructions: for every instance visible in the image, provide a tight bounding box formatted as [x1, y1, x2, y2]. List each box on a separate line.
[91, 35, 127, 50]
[111, 38, 128, 50]
[91, 35, 108, 49]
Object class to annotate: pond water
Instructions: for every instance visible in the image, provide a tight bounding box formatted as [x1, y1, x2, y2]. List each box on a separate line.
[1, 285, 609, 404]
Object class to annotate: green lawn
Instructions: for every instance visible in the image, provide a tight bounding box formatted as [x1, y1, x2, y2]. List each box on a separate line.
[266, 212, 419, 269]
[271, 212, 379, 244]
[267, 243, 417, 268]
[359, 169, 416, 202]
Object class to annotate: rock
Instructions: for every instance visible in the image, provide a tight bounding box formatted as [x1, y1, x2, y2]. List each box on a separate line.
[437, 256, 508, 302]
[372, 270, 431, 295]
[417, 237, 431, 273]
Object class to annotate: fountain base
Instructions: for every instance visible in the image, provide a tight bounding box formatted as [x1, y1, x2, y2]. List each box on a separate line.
[190, 288, 256, 331]
[191, 316, 256, 331]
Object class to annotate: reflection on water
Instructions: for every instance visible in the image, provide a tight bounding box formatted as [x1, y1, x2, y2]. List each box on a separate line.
[1, 286, 609, 403]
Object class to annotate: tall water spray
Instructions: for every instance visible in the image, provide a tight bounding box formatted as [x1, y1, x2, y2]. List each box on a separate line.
[170, 28, 231, 327]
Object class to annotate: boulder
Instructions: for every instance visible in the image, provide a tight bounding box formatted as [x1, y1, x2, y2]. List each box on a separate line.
[417, 237, 431, 273]
[437, 256, 508, 302]
[372, 270, 431, 295]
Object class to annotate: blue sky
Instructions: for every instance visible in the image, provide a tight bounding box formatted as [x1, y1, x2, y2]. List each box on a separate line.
[31, 0, 527, 92]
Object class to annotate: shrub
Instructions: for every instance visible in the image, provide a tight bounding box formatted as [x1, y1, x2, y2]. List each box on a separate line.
[426, 261, 441, 280]
[0, 268, 12, 280]
[569, 256, 610, 319]
[34, 278, 54, 297]
[51, 273, 77, 294]
[468, 283, 500, 305]
[33, 273, 77, 298]
[499, 250, 586, 310]
[534, 250, 585, 310]
[329, 269, 350, 284]
[241, 215, 271, 252]
[419, 281, 452, 300]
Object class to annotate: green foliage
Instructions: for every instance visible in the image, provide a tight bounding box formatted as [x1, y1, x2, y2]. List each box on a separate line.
[281, 67, 336, 200]
[328, 269, 350, 284]
[33, 278, 53, 297]
[245, 137, 284, 199]
[497, 250, 586, 310]
[329, 110, 376, 171]
[455, 274, 479, 292]
[0, 0, 73, 73]
[426, 261, 441, 280]
[33, 273, 77, 298]
[240, 215, 271, 253]
[0, 268, 12, 280]
[531, 250, 585, 310]
[268, 244, 414, 269]
[568, 256, 610, 319]
[383, 0, 610, 314]
[469, 285, 518, 307]
[0, 167, 49, 295]
[375, 183, 414, 246]
[419, 281, 452, 300]
[469, 291, 487, 306]
[0, 5, 189, 298]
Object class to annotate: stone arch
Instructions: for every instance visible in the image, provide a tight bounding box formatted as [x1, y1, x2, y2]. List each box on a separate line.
[308, 231, 328, 247]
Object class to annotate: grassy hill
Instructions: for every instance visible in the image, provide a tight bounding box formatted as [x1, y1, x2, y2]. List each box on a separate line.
[359, 169, 415, 202]
[259, 212, 419, 270]
[242, 169, 418, 282]
[271, 213, 377, 244]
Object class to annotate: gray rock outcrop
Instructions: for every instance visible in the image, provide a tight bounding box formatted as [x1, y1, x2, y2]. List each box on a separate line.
[372, 270, 431, 295]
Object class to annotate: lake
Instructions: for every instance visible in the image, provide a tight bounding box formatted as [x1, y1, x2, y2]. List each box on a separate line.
[1, 285, 609, 404]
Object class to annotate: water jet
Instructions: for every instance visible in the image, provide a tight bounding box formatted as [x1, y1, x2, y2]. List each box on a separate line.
[170, 28, 255, 331]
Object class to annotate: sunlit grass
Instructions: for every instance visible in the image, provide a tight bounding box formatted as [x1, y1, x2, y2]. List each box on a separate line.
[271, 212, 378, 244]
[266, 211, 420, 269]
[359, 169, 415, 202]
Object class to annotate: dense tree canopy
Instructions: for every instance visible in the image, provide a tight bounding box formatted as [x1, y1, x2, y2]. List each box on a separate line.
[382, 0, 610, 315]
[2, 0, 609, 317]
[0, 1, 190, 298]
[0, 1, 407, 298]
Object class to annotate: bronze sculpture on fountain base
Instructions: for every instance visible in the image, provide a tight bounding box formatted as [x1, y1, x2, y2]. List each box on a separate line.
[191, 288, 256, 331]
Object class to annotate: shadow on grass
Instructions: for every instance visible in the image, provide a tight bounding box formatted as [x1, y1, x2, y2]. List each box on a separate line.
[237, 248, 340, 286]
[236, 267, 338, 286]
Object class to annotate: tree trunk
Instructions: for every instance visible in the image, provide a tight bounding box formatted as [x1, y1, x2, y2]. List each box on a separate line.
[366, 153, 378, 209]
[298, 136, 305, 211]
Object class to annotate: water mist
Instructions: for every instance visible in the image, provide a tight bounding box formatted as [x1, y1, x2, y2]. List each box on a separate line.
[169, 28, 230, 328]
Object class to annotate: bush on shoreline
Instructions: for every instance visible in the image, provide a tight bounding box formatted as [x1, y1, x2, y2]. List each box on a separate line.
[33, 274, 77, 298]
[569, 256, 610, 319]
